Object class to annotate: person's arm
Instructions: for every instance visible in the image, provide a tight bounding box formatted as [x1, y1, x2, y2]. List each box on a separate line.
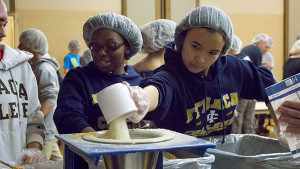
[123, 82, 159, 123]
[262, 61, 272, 70]
[278, 100, 300, 134]
[81, 127, 95, 133]
[27, 141, 42, 150]
[26, 108, 45, 150]
[54, 70, 92, 134]
[40, 102, 55, 116]
[26, 63, 46, 148]
[23, 109, 46, 165]
[37, 64, 59, 116]
[238, 58, 276, 102]
[64, 68, 69, 75]
[63, 54, 70, 75]
[26, 103, 45, 150]
[21, 63, 47, 165]
[143, 85, 159, 112]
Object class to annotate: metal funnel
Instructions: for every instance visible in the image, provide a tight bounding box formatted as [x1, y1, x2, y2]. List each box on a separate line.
[102, 151, 159, 169]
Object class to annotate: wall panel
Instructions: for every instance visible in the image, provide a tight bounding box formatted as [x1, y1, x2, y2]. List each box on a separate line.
[15, 0, 122, 76]
[200, 0, 284, 80]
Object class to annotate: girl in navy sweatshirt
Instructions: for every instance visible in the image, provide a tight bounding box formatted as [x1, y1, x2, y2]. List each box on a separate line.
[54, 13, 143, 134]
[126, 5, 276, 142]
[54, 13, 143, 169]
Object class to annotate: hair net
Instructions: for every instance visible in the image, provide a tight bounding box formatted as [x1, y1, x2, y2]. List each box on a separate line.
[267, 37, 274, 47]
[68, 39, 80, 53]
[231, 35, 242, 52]
[175, 5, 233, 55]
[19, 28, 48, 55]
[1, 0, 7, 11]
[140, 19, 176, 53]
[290, 39, 300, 55]
[252, 33, 269, 44]
[83, 12, 142, 60]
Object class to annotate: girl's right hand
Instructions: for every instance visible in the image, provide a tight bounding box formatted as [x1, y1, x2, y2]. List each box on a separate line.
[122, 81, 150, 123]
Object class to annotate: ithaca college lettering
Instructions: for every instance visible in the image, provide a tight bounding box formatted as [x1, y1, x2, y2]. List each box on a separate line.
[0, 79, 29, 120]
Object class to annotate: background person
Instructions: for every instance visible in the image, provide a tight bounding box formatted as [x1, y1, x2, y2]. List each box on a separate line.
[18, 28, 63, 161]
[296, 34, 300, 41]
[134, 19, 176, 78]
[80, 48, 92, 67]
[229, 35, 257, 134]
[134, 19, 176, 129]
[262, 37, 275, 72]
[0, 0, 46, 166]
[240, 33, 273, 134]
[227, 34, 242, 56]
[63, 39, 81, 75]
[241, 33, 271, 67]
[283, 39, 300, 79]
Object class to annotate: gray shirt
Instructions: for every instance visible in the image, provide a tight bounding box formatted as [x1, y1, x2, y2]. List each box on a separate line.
[31, 53, 60, 140]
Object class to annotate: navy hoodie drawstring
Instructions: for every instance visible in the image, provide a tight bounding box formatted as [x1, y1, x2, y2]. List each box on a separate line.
[201, 75, 208, 133]
[218, 75, 226, 144]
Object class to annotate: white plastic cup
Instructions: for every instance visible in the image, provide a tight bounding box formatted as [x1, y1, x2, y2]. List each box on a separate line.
[97, 83, 138, 124]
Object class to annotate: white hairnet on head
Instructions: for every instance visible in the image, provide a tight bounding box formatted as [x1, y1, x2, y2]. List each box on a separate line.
[19, 28, 48, 55]
[83, 12, 142, 60]
[290, 39, 300, 55]
[1, 0, 7, 11]
[231, 35, 242, 52]
[175, 5, 233, 55]
[140, 19, 176, 53]
[68, 39, 80, 53]
[267, 37, 274, 47]
[252, 33, 269, 44]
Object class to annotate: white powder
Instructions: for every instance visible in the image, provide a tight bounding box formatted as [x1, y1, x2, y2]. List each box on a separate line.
[108, 115, 131, 140]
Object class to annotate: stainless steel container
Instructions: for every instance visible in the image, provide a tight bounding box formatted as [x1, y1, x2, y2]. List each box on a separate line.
[102, 151, 159, 169]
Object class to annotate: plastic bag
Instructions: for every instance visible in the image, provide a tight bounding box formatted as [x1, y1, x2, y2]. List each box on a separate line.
[163, 153, 215, 169]
[203, 134, 300, 169]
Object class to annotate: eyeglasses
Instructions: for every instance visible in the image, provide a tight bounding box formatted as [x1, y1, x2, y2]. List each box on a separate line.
[89, 42, 125, 53]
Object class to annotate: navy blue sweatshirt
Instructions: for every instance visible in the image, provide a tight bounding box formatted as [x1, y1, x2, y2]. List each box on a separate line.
[54, 62, 142, 134]
[140, 42, 276, 137]
[240, 44, 262, 67]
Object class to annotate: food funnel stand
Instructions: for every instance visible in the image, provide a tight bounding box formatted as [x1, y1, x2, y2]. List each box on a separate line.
[56, 130, 216, 169]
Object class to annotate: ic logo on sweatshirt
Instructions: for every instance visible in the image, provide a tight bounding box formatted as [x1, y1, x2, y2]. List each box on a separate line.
[207, 110, 218, 123]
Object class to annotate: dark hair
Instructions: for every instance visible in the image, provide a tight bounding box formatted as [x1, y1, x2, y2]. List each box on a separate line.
[205, 27, 217, 33]
[179, 27, 225, 50]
